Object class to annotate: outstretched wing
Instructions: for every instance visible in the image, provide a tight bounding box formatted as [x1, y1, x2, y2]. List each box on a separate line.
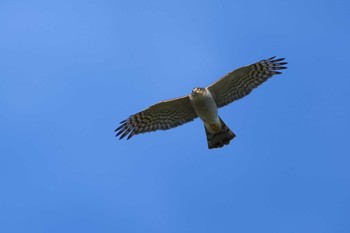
[207, 56, 287, 108]
[115, 95, 197, 140]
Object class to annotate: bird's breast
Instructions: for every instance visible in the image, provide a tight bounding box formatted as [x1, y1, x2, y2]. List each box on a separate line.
[190, 89, 218, 123]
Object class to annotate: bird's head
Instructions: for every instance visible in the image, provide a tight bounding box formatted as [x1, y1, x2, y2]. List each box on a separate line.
[191, 87, 205, 96]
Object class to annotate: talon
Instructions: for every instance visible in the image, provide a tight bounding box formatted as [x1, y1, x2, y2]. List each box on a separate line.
[210, 124, 220, 131]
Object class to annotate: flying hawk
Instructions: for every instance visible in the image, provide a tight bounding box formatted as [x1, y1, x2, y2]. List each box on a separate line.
[115, 56, 287, 149]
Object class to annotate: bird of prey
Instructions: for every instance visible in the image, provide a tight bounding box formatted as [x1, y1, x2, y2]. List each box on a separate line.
[115, 56, 287, 149]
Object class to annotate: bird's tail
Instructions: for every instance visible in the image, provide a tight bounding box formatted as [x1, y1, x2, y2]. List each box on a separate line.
[205, 117, 235, 149]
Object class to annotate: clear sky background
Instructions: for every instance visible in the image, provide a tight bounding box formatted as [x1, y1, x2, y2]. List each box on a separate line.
[1, 0, 350, 232]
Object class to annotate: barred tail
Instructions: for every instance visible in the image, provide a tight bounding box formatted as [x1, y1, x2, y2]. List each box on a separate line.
[205, 118, 235, 149]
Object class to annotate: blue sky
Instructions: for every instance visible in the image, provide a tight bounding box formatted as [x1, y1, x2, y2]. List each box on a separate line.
[1, 0, 350, 232]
